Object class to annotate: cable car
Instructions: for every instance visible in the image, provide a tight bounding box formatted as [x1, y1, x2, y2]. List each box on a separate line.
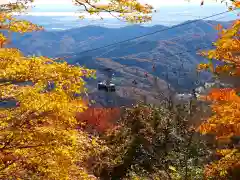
[97, 80, 116, 92]
[97, 68, 116, 92]
[132, 80, 138, 85]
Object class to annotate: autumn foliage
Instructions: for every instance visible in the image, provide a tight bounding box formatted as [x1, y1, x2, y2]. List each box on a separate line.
[197, 1, 240, 179]
[0, 0, 155, 179]
[74, 0, 154, 23]
[0, 11, 107, 179]
[3, 0, 240, 179]
[0, 4, 106, 180]
[76, 107, 121, 133]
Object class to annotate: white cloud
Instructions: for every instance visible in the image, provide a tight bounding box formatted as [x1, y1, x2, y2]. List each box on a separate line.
[168, 11, 191, 15]
[12, 11, 116, 18]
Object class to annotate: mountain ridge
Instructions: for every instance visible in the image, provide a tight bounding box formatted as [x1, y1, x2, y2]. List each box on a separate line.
[3, 19, 233, 106]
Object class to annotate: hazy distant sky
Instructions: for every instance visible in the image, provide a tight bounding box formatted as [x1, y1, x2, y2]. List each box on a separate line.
[5, 0, 235, 17]
[3, 0, 233, 8]
[3, 0, 238, 29]
[29, 0, 231, 7]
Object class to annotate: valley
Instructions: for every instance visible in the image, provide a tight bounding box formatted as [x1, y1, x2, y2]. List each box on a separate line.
[4, 20, 232, 106]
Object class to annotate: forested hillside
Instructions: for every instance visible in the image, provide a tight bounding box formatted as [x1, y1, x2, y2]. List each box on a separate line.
[3, 20, 232, 106]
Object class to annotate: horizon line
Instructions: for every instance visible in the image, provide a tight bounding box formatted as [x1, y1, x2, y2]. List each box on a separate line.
[43, 19, 233, 32]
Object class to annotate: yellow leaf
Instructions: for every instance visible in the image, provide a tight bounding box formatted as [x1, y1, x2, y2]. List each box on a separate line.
[169, 165, 177, 171]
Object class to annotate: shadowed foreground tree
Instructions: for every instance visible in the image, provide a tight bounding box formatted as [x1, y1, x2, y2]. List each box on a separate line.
[89, 102, 210, 180]
[196, 1, 240, 179]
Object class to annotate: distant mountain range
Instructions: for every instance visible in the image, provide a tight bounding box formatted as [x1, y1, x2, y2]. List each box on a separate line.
[3, 20, 232, 106]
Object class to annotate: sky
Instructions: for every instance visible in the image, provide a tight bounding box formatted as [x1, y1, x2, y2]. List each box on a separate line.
[1, 0, 238, 29]
[28, 0, 228, 6]
[2, 0, 234, 16]
[2, 0, 234, 9]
